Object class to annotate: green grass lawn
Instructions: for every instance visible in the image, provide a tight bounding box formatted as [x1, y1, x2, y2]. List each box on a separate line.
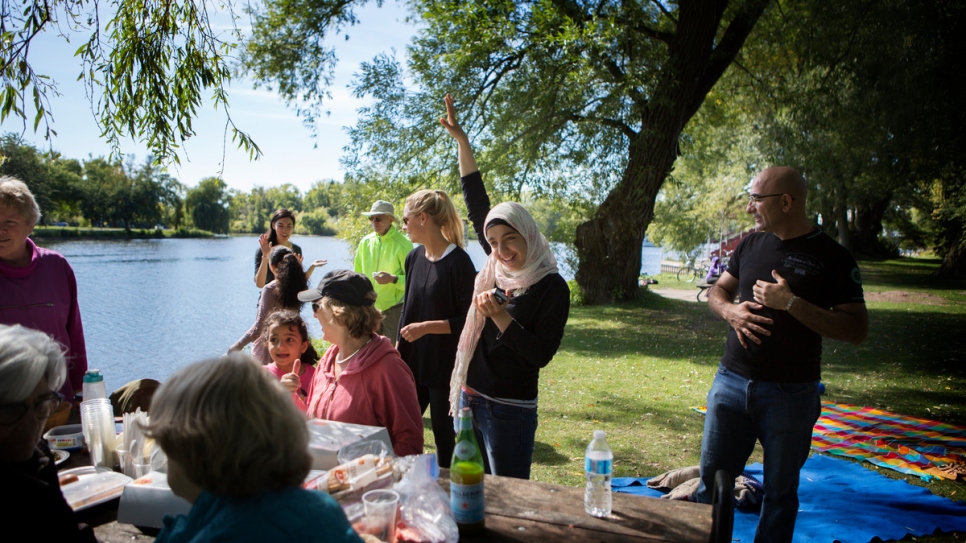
[421, 257, 966, 541]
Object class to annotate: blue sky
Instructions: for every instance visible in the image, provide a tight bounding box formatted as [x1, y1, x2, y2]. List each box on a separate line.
[0, 1, 415, 194]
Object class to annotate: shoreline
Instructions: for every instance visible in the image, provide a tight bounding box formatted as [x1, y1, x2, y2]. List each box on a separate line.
[32, 226, 218, 241]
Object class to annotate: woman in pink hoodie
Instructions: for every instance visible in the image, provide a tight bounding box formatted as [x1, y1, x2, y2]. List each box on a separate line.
[285, 270, 423, 457]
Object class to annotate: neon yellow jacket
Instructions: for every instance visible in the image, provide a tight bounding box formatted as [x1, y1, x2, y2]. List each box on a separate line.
[353, 225, 413, 311]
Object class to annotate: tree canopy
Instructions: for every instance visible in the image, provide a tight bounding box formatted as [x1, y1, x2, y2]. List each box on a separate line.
[242, 0, 770, 303]
[658, 0, 966, 273]
[0, 0, 259, 164]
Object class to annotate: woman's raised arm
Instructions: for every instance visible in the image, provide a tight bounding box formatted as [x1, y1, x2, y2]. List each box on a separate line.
[439, 93, 479, 177]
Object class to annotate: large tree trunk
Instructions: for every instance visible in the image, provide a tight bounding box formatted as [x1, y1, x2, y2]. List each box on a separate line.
[852, 195, 892, 256]
[574, 131, 676, 304]
[574, 0, 769, 304]
[937, 243, 965, 276]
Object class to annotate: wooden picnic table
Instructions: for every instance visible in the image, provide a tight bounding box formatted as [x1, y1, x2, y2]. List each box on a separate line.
[437, 470, 712, 542]
[65, 456, 712, 542]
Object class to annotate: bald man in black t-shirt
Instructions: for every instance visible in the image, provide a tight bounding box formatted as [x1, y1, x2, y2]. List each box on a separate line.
[695, 167, 867, 543]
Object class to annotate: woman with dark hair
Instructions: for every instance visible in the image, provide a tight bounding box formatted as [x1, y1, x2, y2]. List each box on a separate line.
[255, 209, 326, 288]
[230, 246, 308, 364]
[441, 94, 570, 480]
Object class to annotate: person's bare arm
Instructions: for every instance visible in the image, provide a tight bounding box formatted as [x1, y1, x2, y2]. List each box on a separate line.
[753, 270, 868, 344]
[708, 271, 774, 349]
[399, 320, 452, 342]
[254, 233, 271, 288]
[305, 259, 327, 281]
[440, 93, 479, 177]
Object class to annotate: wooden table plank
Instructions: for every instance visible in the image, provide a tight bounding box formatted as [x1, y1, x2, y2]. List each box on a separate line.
[76, 463, 712, 543]
[440, 472, 712, 543]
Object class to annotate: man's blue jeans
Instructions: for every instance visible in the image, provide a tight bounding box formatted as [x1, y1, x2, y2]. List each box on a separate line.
[696, 364, 820, 543]
[460, 391, 538, 480]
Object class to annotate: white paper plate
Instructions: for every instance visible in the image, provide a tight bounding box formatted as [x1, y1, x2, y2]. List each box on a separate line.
[53, 449, 70, 465]
[59, 466, 132, 511]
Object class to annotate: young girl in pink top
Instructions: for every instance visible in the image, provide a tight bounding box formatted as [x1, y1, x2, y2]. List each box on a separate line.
[261, 310, 318, 400]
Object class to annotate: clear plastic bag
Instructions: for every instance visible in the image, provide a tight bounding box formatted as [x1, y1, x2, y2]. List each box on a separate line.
[393, 454, 458, 543]
[337, 439, 395, 464]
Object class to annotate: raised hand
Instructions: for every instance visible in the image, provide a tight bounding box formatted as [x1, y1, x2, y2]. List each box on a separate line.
[310, 259, 327, 268]
[258, 232, 272, 256]
[439, 93, 469, 142]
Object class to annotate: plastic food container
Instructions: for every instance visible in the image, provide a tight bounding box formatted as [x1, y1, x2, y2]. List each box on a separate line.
[45, 424, 85, 452]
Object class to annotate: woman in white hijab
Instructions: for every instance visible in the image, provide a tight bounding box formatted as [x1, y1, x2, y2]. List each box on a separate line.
[441, 94, 570, 480]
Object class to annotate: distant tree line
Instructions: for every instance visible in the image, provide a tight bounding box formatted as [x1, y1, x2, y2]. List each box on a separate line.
[0, 134, 341, 236]
[1, 133, 582, 247]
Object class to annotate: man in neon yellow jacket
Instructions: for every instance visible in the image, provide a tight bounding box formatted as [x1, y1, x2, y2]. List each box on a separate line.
[354, 200, 413, 343]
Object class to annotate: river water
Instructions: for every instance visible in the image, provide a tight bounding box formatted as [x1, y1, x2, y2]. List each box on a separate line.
[40, 236, 662, 391]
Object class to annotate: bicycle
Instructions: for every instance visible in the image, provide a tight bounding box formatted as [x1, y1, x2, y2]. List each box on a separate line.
[697, 284, 711, 302]
[677, 259, 710, 283]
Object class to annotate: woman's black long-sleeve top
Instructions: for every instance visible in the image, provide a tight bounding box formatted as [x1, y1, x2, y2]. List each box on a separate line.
[460, 171, 570, 401]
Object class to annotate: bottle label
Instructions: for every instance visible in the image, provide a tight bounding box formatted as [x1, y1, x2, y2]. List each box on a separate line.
[585, 457, 612, 475]
[450, 481, 485, 523]
[454, 441, 477, 460]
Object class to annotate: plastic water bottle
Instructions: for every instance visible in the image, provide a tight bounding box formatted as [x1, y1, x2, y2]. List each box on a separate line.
[584, 430, 613, 517]
[82, 370, 107, 401]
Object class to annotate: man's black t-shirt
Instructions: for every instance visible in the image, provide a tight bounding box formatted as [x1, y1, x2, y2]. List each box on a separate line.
[722, 230, 864, 383]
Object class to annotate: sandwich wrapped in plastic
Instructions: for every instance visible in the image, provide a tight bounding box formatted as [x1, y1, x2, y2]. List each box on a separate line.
[304, 440, 457, 542]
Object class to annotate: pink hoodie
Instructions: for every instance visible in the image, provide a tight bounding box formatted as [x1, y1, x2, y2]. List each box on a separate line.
[303, 334, 423, 457]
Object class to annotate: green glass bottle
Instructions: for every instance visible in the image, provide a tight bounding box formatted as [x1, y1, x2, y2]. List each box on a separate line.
[450, 407, 485, 535]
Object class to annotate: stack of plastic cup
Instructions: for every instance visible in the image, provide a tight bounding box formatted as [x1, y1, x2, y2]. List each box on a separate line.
[81, 399, 116, 469]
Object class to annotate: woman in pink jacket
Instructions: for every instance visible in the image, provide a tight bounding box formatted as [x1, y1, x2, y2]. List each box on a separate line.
[285, 270, 423, 457]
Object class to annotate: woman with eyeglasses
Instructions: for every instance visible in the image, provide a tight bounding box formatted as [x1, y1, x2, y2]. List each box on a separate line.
[286, 270, 423, 457]
[0, 323, 97, 542]
[441, 94, 571, 480]
[0, 176, 88, 400]
[255, 208, 327, 288]
[395, 189, 476, 467]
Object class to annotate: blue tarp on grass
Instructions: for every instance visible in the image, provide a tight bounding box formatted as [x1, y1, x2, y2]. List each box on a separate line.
[613, 454, 966, 543]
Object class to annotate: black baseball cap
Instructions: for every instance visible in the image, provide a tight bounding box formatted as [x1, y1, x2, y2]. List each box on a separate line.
[297, 269, 375, 307]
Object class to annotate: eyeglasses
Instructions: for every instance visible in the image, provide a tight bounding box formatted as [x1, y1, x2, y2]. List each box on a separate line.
[0, 391, 65, 425]
[747, 193, 793, 204]
[369, 216, 385, 224]
[312, 301, 322, 314]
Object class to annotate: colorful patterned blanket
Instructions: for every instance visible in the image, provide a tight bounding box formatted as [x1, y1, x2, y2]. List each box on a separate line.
[694, 401, 966, 481]
[813, 401, 966, 481]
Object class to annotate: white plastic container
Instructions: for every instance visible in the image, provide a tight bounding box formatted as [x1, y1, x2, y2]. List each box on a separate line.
[82, 369, 108, 401]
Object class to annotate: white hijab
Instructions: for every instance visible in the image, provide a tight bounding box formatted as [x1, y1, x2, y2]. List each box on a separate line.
[448, 202, 558, 416]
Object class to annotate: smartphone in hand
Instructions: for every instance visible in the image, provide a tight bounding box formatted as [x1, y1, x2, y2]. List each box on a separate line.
[491, 288, 508, 304]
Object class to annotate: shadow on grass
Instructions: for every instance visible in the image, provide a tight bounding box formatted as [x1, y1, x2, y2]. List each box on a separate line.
[532, 441, 570, 466]
[860, 257, 966, 292]
[564, 294, 726, 362]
